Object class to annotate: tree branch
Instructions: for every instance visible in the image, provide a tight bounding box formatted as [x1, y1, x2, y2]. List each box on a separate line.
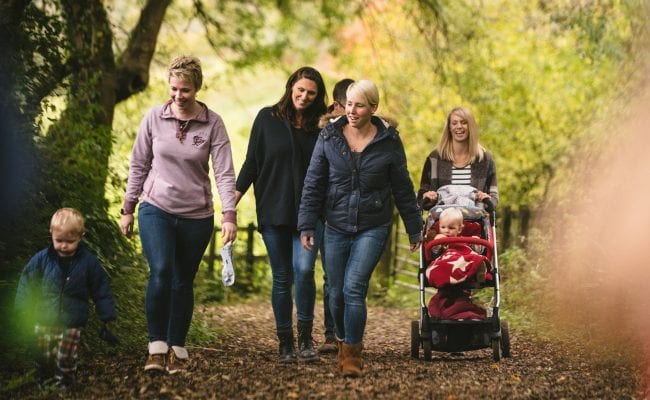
[115, 0, 172, 102]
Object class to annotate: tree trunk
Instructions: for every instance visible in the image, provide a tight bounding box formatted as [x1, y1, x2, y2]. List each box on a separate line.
[39, 0, 170, 216]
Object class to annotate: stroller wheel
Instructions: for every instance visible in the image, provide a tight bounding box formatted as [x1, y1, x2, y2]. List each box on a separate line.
[410, 320, 419, 359]
[491, 338, 502, 361]
[501, 320, 511, 358]
[423, 338, 432, 361]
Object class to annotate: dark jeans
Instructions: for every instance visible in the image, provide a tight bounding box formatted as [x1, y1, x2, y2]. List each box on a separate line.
[260, 221, 323, 330]
[323, 225, 389, 344]
[138, 202, 213, 346]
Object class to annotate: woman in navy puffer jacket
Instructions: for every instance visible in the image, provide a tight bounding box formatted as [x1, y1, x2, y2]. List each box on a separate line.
[298, 80, 422, 378]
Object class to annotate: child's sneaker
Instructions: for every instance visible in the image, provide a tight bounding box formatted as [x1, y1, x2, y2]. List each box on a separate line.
[35, 361, 54, 389]
[144, 353, 166, 372]
[54, 379, 71, 392]
[53, 372, 74, 391]
[166, 346, 188, 374]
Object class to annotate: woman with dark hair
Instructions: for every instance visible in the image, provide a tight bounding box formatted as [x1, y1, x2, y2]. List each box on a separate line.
[236, 66, 328, 363]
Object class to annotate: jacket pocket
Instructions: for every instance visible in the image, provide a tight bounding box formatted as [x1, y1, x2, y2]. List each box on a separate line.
[361, 187, 391, 213]
[367, 191, 384, 211]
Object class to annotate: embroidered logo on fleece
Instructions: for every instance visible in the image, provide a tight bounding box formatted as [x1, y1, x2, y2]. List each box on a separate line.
[192, 135, 206, 147]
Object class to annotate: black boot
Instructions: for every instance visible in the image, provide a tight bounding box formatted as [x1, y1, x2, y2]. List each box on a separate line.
[277, 328, 297, 363]
[297, 320, 318, 362]
[34, 359, 54, 389]
[53, 369, 74, 391]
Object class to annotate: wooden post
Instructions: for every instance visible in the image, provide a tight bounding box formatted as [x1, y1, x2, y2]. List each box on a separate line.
[519, 206, 531, 248]
[391, 212, 400, 279]
[501, 206, 511, 250]
[246, 223, 255, 271]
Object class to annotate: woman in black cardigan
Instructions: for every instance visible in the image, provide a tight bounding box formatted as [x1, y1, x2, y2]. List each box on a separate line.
[236, 66, 327, 363]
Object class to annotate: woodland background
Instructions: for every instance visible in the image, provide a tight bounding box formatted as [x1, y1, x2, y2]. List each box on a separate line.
[1, 0, 649, 388]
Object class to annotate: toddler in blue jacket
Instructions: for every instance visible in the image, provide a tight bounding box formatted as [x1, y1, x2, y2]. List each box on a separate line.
[15, 208, 117, 390]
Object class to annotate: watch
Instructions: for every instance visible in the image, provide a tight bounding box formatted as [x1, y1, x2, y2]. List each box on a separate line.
[120, 208, 130, 215]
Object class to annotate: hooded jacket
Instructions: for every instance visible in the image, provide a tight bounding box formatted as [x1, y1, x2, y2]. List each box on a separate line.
[15, 243, 117, 328]
[298, 115, 422, 243]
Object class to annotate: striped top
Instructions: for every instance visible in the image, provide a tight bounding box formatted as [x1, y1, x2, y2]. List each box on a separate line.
[451, 165, 472, 185]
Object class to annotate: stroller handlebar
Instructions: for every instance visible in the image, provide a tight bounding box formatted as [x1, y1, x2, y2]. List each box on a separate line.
[481, 198, 495, 213]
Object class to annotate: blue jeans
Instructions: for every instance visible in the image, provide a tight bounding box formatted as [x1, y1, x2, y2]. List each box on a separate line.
[323, 225, 389, 344]
[138, 203, 213, 346]
[260, 221, 323, 330]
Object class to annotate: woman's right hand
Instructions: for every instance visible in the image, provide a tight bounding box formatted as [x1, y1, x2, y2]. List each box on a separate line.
[120, 214, 134, 238]
[422, 190, 438, 204]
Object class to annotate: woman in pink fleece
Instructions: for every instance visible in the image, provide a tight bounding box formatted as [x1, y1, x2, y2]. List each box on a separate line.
[119, 55, 237, 374]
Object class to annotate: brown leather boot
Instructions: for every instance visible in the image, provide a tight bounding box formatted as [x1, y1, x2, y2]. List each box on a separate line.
[340, 342, 364, 378]
[335, 337, 344, 371]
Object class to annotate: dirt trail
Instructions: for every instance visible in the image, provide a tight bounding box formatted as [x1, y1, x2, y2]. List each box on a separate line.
[7, 303, 644, 399]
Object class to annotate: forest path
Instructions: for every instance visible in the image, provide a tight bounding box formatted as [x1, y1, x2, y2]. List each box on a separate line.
[10, 303, 643, 399]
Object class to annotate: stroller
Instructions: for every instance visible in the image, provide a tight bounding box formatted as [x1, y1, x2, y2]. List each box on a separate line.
[410, 197, 511, 361]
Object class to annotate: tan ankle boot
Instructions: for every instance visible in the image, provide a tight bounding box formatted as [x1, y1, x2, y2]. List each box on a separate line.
[335, 338, 344, 371]
[340, 342, 363, 378]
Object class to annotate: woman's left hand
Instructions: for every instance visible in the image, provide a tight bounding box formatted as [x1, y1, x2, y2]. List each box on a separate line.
[410, 242, 421, 251]
[476, 191, 491, 201]
[221, 222, 237, 244]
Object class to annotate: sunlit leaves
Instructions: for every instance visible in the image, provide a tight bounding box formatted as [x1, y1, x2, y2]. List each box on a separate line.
[327, 0, 645, 210]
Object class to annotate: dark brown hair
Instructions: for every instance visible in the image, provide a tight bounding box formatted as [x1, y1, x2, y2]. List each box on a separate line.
[272, 66, 327, 132]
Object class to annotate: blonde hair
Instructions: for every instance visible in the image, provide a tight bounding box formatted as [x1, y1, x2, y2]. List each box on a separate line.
[436, 107, 485, 163]
[439, 207, 464, 226]
[346, 79, 379, 109]
[50, 208, 85, 236]
[168, 55, 203, 91]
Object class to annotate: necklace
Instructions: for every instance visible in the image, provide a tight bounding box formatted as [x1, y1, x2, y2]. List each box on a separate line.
[176, 119, 191, 143]
[174, 103, 201, 143]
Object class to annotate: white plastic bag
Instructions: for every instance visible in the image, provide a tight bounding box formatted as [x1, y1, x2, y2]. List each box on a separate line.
[220, 242, 235, 286]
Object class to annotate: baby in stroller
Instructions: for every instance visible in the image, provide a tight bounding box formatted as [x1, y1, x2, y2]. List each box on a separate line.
[424, 206, 491, 321]
[428, 207, 485, 261]
[412, 186, 509, 361]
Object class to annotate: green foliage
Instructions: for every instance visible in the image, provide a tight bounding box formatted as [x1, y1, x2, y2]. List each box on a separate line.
[40, 98, 113, 215]
[329, 0, 647, 212]
[17, 1, 68, 119]
[5, 0, 649, 379]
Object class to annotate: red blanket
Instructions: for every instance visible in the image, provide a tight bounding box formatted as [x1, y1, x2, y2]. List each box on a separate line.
[425, 243, 488, 288]
[427, 289, 487, 320]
